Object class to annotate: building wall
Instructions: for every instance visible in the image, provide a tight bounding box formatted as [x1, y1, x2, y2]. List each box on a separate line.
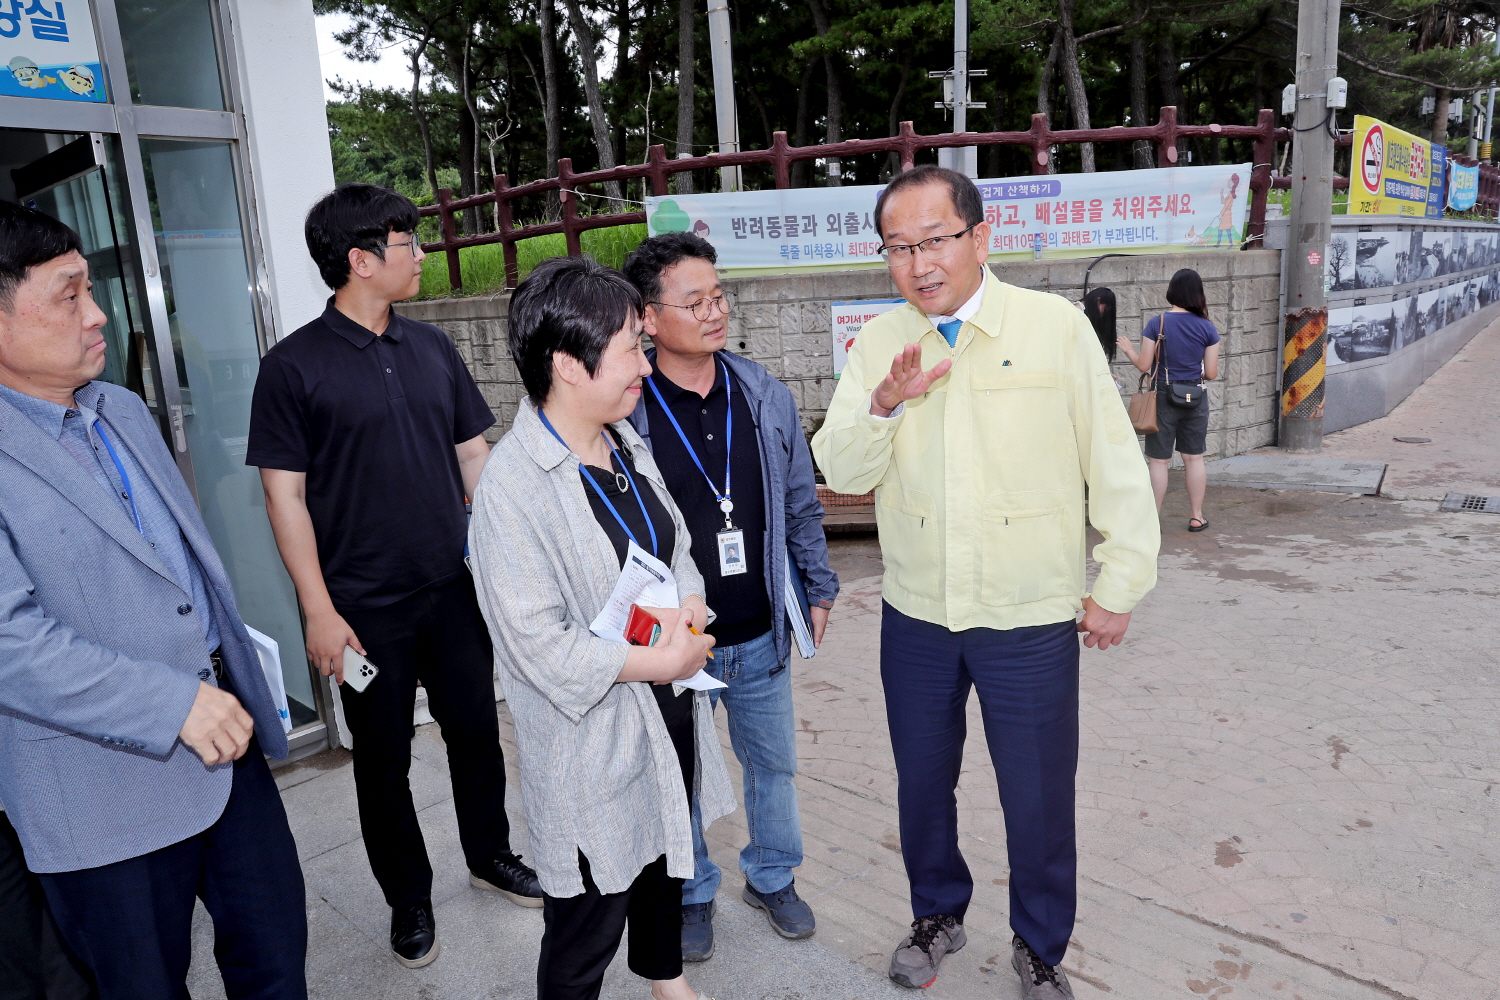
[226, 0, 335, 344]
[399, 249, 1283, 460]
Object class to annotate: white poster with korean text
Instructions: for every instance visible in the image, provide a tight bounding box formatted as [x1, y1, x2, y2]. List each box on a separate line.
[831, 298, 904, 375]
[1, 0, 106, 102]
[646, 163, 1252, 270]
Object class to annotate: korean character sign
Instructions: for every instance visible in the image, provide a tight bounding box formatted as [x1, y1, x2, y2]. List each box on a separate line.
[831, 299, 905, 375]
[646, 162, 1252, 270]
[646, 189, 885, 270]
[1, 0, 105, 102]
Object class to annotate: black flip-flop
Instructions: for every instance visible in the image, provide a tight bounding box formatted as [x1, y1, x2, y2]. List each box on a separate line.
[1188, 517, 1209, 532]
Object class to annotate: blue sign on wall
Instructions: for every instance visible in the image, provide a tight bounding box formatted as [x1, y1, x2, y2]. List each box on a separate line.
[1, 0, 107, 103]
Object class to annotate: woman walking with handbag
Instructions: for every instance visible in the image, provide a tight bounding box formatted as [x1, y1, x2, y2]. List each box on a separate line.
[1118, 268, 1221, 532]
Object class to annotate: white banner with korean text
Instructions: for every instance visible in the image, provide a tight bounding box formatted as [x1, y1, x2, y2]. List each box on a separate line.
[645, 163, 1252, 270]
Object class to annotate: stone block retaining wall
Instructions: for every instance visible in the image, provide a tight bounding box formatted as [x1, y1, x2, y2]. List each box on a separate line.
[398, 249, 1282, 460]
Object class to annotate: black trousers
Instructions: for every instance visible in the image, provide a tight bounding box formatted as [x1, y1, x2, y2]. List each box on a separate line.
[339, 572, 512, 908]
[38, 742, 307, 1000]
[538, 854, 683, 1000]
[0, 813, 94, 1000]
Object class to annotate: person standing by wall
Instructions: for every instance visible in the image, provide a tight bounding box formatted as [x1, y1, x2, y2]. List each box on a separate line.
[247, 184, 541, 971]
[0, 201, 306, 998]
[1116, 268, 1222, 532]
[621, 233, 839, 960]
[812, 166, 1159, 1000]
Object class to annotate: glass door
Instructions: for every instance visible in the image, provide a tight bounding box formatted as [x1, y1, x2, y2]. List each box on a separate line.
[4, 130, 164, 419]
[135, 136, 320, 729]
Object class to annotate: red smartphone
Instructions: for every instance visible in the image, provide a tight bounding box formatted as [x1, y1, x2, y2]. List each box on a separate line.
[626, 604, 662, 647]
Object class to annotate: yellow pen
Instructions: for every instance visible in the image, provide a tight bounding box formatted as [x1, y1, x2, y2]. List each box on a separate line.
[688, 624, 714, 659]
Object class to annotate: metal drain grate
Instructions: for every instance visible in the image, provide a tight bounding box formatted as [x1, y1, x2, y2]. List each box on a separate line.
[1439, 493, 1500, 514]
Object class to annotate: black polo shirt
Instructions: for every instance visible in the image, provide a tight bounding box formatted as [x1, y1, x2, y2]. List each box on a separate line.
[246, 299, 495, 611]
[643, 358, 770, 647]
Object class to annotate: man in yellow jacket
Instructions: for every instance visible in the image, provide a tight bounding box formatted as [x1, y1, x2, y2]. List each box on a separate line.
[812, 166, 1159, 1000]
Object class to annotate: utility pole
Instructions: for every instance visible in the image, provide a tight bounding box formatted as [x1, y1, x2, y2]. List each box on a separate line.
[1280, 0, 1340, 454]
[705, 0, 741, 192]
[931, 0, 984, 177]
[1485, 28, 1500, 162]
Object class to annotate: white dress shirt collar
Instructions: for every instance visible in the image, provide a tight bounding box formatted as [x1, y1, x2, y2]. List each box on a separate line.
[924, 264, 989, 328]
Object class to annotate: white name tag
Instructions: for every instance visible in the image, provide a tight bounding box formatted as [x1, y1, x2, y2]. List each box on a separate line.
[716, 529, 747, 576]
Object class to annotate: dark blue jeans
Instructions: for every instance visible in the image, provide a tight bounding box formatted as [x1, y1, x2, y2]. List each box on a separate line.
[880, 603, 1079, 967]
[38, 742, 307, 1000]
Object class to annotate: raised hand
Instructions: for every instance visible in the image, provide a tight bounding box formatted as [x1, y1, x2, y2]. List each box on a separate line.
[871, 344, 953, 416]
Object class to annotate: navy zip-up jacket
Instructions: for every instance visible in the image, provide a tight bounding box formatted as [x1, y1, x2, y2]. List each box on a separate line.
[630, 348, 838, 663]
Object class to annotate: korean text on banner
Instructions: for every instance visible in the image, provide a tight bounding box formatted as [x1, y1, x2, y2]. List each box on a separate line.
[1448, 160, 1479, 212]
[646, 163, 1252, 270]
[1351, 115, 1444, 217]
[1, 0, 106, 103]
[831, 298, 904, 375]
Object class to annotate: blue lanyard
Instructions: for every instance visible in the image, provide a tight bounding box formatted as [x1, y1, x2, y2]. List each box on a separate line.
[645, 357, 734, 526]
[93, 420, 143, 535]
[538, 408, 659, 560]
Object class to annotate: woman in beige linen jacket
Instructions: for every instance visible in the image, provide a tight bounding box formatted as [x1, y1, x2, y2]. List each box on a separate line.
[468, 255, 733, 1000]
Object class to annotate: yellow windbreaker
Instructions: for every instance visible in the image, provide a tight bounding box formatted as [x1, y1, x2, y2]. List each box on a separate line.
[811, 270, 1160, 632]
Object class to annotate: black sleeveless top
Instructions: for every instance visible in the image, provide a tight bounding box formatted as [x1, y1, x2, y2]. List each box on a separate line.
[581, 430, 694, 799]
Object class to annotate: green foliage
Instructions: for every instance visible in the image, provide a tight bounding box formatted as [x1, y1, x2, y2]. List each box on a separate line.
[323, 0, 1500, 299]
[417, 224, 648, 298]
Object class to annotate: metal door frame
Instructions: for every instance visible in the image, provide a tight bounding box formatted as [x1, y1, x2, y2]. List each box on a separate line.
[0, 0, 331, 756]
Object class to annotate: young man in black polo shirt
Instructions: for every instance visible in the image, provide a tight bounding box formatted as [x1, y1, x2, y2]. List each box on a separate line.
[624, 232, 839, 960]
[247, 184, 540, 969]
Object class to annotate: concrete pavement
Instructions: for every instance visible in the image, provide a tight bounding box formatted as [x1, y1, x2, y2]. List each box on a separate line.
[186, 321, 1500, 999]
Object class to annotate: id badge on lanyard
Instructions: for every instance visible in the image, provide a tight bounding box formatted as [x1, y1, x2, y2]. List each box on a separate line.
[716, 527, 747, 576]
[646, 359, 746, 578]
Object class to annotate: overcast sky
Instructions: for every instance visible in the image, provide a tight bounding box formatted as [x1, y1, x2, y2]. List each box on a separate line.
[316, 13, 415, 101]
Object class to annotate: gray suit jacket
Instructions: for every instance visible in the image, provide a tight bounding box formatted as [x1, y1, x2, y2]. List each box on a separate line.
[0, 383, 286, 873]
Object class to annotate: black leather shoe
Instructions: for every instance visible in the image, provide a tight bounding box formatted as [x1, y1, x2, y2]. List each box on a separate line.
[469, 852, 544, 908]
[390, 899, 439, 968]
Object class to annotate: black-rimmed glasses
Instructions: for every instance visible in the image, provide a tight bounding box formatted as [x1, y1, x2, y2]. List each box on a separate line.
[877, 225, 978, 265]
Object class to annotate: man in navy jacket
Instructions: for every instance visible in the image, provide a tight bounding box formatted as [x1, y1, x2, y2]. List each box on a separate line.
[625, 232, 838, 960]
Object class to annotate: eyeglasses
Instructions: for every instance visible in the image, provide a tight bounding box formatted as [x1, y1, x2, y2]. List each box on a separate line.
[383, 237, 418, 253]
[649, 294, 729, 322]
[877, 226, 978, 265]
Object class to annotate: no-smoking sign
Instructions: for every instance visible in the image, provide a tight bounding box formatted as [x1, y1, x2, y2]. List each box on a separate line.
[1360, 124, 1384, 193]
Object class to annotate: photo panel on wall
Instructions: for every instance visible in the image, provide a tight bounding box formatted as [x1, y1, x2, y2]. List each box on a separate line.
[1328, 301, 1397, 366]
[1354, 232, 1400, 289]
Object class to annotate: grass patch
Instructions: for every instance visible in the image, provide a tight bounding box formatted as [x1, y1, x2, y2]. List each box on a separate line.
[418, 224, 648, 299]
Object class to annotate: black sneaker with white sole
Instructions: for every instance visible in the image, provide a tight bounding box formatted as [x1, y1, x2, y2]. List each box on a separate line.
[390, 899, 439, 968]
[469, 852, 544, 908]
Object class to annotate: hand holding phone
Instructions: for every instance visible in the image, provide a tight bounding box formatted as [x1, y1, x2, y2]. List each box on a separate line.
[341, 646, 380, 692]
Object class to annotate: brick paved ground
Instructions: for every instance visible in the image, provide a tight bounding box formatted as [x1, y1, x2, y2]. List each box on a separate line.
[189, 323, 1499, 999]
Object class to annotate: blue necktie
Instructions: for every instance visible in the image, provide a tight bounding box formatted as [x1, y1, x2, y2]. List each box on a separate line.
[936, 318, 962, 347]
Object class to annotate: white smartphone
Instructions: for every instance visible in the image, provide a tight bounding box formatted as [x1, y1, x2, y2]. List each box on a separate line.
[341, 646, 379, 693]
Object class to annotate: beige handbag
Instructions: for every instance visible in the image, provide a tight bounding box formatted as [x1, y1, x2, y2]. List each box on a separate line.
[1127, 315, 1163, 434]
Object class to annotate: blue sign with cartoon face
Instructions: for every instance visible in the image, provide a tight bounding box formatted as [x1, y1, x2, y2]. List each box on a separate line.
[1, 0, 107, 102]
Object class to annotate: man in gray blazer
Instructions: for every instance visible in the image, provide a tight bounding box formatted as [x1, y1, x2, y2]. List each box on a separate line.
[0, 202, 307, 998]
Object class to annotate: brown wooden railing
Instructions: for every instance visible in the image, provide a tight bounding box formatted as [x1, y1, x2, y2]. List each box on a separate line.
[418, 106, 1500, 291]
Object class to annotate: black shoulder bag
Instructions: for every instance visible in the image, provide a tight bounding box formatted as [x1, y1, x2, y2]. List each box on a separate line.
[1156, 314, 1206, 409]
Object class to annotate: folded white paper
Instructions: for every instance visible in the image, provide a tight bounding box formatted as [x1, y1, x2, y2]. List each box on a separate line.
[244, 625, 293, 733]
[590, 540, 680, 643]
